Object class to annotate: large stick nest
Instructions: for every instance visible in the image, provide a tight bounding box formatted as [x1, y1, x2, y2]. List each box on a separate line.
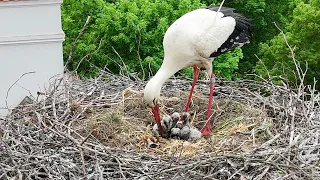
[0, 72, 319, 179]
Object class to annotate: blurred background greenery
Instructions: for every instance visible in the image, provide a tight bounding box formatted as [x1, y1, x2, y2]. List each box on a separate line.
[61, 0, 319, 89]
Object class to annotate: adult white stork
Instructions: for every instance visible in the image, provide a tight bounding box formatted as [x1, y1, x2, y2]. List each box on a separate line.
[143, 5, 252, 137]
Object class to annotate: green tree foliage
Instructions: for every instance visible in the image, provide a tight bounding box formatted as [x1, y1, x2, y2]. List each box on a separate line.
[62, 0, 107, 76]
[94, 0, 205, 77]
[62, 0, 245, 79]
[220, 0, 301, 75]
[256, 0, 320, 88]
[214, 48, 243, 79]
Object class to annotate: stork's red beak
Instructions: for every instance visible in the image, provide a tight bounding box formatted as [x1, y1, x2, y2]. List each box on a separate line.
[151, 104, 162, 136]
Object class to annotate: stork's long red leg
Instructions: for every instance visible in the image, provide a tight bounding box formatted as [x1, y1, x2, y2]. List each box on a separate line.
[201, 73, 215, 135]
[184, 65, 199, 112]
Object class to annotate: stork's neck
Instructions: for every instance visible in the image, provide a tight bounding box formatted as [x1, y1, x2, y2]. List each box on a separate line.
[145, 60, 180, 98]
[151, 63, 178, 89]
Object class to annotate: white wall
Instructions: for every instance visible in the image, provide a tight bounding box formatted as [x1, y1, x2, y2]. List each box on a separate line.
[0, 0, 65, 117]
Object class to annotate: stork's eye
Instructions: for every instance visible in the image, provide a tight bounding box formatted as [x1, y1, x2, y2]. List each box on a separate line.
[152, 98, 156, 106]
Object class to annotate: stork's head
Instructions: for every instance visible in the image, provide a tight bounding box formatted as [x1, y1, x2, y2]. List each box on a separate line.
[143, 80, 162, 136]
[143, 81, 160, 108]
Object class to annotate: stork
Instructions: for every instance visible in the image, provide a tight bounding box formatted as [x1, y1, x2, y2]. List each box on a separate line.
[143, 3, 252, 137]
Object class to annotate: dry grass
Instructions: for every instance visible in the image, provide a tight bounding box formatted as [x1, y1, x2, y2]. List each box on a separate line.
[72, 91, 272, 158]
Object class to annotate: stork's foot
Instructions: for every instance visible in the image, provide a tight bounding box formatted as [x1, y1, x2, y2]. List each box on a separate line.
[200, 120, 212, 136]
[200, 126, 212, 136]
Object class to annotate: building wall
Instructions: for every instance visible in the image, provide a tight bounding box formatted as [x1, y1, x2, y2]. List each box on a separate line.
[0, 0, 65, 117]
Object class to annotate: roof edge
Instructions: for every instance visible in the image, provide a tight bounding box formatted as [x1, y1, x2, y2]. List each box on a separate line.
[0, 0, 63, 8]
[0, 33, 65, 45]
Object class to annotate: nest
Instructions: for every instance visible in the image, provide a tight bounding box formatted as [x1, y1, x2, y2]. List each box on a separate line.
[0, 72, 319, 179]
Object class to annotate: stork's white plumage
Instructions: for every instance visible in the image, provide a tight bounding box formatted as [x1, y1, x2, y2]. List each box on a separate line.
[144, 6, 252, 137]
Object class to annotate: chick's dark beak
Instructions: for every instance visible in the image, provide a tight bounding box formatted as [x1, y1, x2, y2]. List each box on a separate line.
[151, 104, 162, 136]
[176, 116, 183, 129]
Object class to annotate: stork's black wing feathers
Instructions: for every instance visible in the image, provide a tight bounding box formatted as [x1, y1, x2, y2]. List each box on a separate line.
[205, 6, 252, 58]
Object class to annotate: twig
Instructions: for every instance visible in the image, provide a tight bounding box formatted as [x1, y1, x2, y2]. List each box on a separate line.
[136, 28, 146, 80]
[65, 16, 91, 69]
[112, 47, 130, 77]
[80, 148, 87, 179]
[5, 71, 36, 109]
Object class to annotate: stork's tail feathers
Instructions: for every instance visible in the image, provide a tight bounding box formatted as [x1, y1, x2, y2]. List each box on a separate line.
[206, 6, 252, 57]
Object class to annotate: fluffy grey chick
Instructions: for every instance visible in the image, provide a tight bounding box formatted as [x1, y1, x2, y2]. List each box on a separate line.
[189, 127, 202, 141]
[170, 112, 181, 139]
[179, 112, 191, 140]
[171, 112, 180, 128]
[170, 127, 181, 139]
[152, 115, 172, 138]
[179, 112, 202, 141]
[152, 124, 161, 137]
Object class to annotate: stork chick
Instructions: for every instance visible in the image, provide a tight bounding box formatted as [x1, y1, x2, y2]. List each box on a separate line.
[171, 112, 180, 128]
[189, 126, 202, 141]
[179, 112, 202, 141]
[152, 115, 172, 138]
[170, 112, 181, 139]
[180, 112, 192, 140]
[170, 127, 181, 139]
